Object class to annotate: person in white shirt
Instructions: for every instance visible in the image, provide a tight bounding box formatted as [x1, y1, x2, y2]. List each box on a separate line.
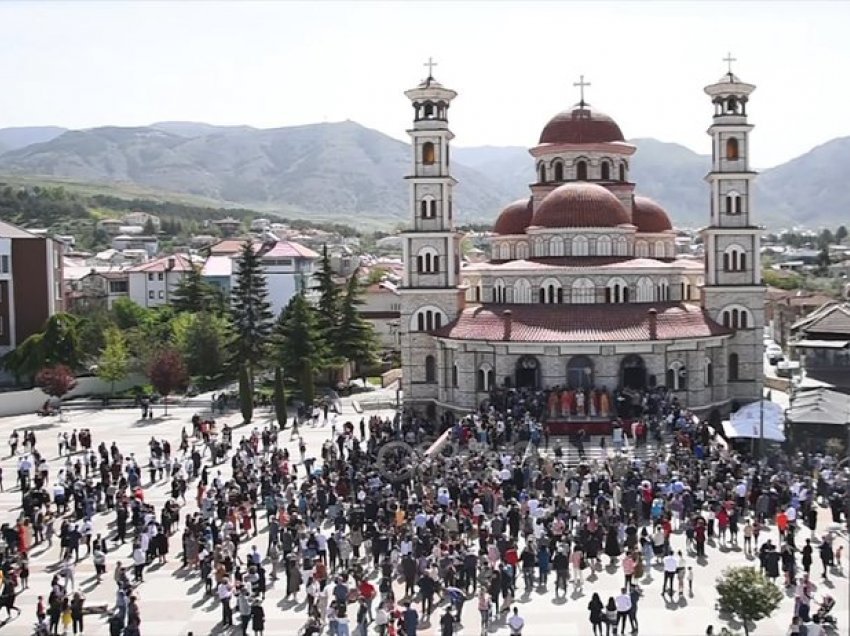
[507, 607, 524, 635]
[615, 588, 632, 633]
[662, 552, 678, 596]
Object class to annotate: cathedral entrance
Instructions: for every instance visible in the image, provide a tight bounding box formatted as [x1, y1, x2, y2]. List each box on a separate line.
[515, 356, 540, 389]
[620, 354, 646, 390]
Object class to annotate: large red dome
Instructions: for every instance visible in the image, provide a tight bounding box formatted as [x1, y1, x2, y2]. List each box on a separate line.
[532, 183, 630, 229]
[493, 198, 533, 235]
[539, 105, 625, 145]
[633, 196, 673, 233]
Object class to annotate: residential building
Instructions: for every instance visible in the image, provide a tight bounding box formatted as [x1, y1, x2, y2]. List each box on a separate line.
[0, 220, 64, 358]
[67, 269, 130, 311]
[765, 288, 835, 348]
[127, 253, 194, 308]
[790, 301, 850, 392]
[112, 234, 159, 258]
[361, 280, 401, 351]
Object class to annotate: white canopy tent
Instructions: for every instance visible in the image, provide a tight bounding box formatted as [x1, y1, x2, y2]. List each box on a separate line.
[723, 400, 786, 442]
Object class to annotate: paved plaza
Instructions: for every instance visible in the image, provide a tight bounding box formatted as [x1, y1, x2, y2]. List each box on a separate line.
[0, 395, 847, 636]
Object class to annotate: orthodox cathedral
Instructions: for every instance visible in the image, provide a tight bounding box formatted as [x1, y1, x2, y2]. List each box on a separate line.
[399, 61, 763, 424]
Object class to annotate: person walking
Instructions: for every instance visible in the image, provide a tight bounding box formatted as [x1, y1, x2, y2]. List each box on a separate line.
[615, 587, 632, 635]
[588, 592, 604, 636]
[662, 551, 678, 597]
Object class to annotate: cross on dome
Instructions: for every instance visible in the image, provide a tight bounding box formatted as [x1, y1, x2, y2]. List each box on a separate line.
[573, 74, 591, 107]
[423, 57, 438, 80]
[723, 52, 737, 75]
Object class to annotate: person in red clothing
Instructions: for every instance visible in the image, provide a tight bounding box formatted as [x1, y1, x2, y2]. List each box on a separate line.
[716, 507, 729, 544]
[505, 544, 519, 586]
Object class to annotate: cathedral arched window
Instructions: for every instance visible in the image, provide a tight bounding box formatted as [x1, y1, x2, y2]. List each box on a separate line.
[721, 305, 752, 329]
[666, 242, 675, 258]
[412, 306, 446, 332]
[498, 242, 511, 261]
[538, 162, 547, 183]
[425, 355, 436, 383]
[516, 242, 529, 260]
[539, 278, 562, 304]
[492, 278, 507, 303]
[654, 240, 665, 258]
[666, 360, 687, 391]
[423, 102, 435, 119]
[451, 363, 459, 388]
[513, 278, 532, 304]
[726, 137, 739, 161]
[636, 277, 654, 302]
[615, 236, 628, 256]
[635, 241, 648, 258]
[416, 247, 440, 274]
[704, 357, 714, 386]
[422, 142, 436, 165]
[477, 363, 494, 391]
[573, 235, 589, 256]
[656, 278, 670, 301]
[571, 278, 595, 304]
[605, 277, 628, 303]
[553, 160, 564, 182]
[601, 160, 611, 181]
[420, 196, 437, 219]
[619, 162, 626, 182]
[728, 353, 740, 381]
[549, 236, 564, 257]
[576, 160, 588, 181]
[723, 245, 747, 272]
[725, 192, 742, 216]
[596, 235, 612, 256]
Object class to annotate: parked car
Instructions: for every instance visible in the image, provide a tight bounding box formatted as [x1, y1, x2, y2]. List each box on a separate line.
[766, 343, 784, 364]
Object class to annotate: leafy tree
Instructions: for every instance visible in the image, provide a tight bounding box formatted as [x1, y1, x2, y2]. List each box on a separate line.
[818, 228, 834, 248]
[715, 567, 782, 636]
[239, 363, 253, 424]
[76, 308, 114, 362]
[171, 265, 221, 313]
[173, 311, 232, 388]
[41, 313, 83, 369]
[273, 366, 287, 428]
[111, 297, 150, 330]
[143, 217, 157, 236]
[35, 364, 78, 420]
[837, 225, 848, 243]
[336, 269, 379, 378]
[230, 241, 273, 376]
[146, 347, 188, 416]
[2, 333, 45, 384]
[97, 326, 129, 395]
[275, 293, 325, 406]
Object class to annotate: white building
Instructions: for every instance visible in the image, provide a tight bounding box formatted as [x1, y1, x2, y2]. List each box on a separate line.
[254, 240, 319, 317]
[127, 254, 193, 308]
[361, 280, 402, 351]
[399, 64, 763, 422]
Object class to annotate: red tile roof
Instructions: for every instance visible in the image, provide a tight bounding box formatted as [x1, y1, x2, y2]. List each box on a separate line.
[493, 198, 533, 235]
[632, 196, 673, 233]
[532, 182, 630, 229]
[127, 253, 194, 273]
[434, 302, 732, 343]
[259, 240, 319, 259]
[539, 105, 625, 145]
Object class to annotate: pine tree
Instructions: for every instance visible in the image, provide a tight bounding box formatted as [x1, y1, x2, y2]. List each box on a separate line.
[230, 241, 273, 372]
[273, 366, 286, 428]
[336, 269, 379, 379]
[314, 244, 341, 333]
[171, 265, 218, 313]
[97, 325, 129, 395]
[239, 363, 253, 424]
[274, 293, 325, 406]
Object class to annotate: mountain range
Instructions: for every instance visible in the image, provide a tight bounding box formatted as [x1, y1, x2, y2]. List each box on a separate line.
[0, 121, 847, 229]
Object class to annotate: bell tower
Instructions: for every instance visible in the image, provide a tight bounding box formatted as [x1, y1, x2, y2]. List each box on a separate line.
[701, 54, 764, 404]
[399, 60, 465, 409]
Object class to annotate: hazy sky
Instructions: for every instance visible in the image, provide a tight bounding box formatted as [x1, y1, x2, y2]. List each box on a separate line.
[1, 1, 848, 168]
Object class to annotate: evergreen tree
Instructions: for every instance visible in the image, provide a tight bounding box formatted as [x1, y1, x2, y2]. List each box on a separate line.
[239, 363, 253, 424]
[273, 366, 287, 428]
[275, 293, 325, 406]
[230, 241, 273, 372]
[837, 225, 848, 244]
[171, 265, 219, 313]
[173, 311, 232, 388]
[97, 325, 129, 395]
[336, 269, 379, 379]
[314, 244, 341, 334]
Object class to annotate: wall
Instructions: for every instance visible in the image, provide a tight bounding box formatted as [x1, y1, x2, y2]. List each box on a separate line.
[0, 373, 145, 418]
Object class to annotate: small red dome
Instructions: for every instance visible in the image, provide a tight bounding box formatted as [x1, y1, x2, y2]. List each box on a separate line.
[532, 183, 630, 229]
[633, 196, 673, 233]
[493, 198, 533, 235]
[539, 105, 625, 145]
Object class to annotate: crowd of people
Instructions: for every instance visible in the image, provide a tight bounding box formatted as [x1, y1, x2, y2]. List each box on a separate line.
[0, 384, 847, 636]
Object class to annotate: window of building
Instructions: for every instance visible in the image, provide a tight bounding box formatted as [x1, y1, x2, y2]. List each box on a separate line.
[573, 235, 589, 256]
[721, 306, 752, 329]
[516, 243, 529, 260]
[571, 278, 595, 304]
[425, 355, 436, 383]
[725, 192, 742, 216]
[635, 241, 648, 258]
[451, 364, 458, 388]
[553, 161, 564, 182]
[605, 278, 628, 303]
[538, 163, 546, 183]
[654, 240, 666, 258]
[414, 308, 444, 332]
[539, 279, 562, 304]
[148, 291, 155, 300]
[728, 353, 739, 381]
[0, 255, 8, 273]
[158, 290, 164, 299]
[704, 357, 714, 386]
[513, 278, 532, 303]
[422, 142, 435, 165]
[416, 248, 440, 274]
[549, 236, 564, 257]
[109, 281, 128, 293]
[596, 235, 612, 256]
[636, 277, 654, 302]
[723, 246, 747, 272]
[477, 363, 494, 391]
[601, 161, 610, 180]
[420, 198, 437, 219]
[498, 243, 511, 260]
[576, 160, 588, 181]
[619, 162, 626, 182]
[656, 278, 670, 301]
[567, 355, 594, 389]
[493, 279, 506, 303]
[666, 360, 687, 391]
[615, 236, 628, 256]
[726, 137, 739, 161]
[148, 273, 154, 281]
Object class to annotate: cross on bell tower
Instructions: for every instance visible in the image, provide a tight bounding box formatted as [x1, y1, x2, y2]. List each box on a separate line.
[723, 52, 737, 77]
[573, 74, 591, 107]
[424, 57, 438, 80]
